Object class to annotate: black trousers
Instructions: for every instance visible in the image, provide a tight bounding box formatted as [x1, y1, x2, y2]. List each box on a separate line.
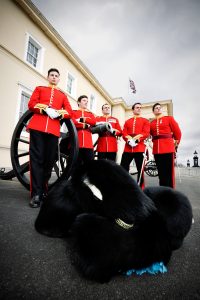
[29, 130, 58, 197]
[98, 152, 116, 161]
[120, 152, 145, 188]
[72, 148, 94, 181]
[154, 153, 175, 188]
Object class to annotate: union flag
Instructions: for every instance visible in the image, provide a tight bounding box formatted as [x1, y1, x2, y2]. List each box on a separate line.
[129, 78, 136, 93]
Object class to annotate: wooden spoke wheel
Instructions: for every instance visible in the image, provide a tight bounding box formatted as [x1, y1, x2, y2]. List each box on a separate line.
[10, 110, 78, 190]
[144, 160, 158, 177]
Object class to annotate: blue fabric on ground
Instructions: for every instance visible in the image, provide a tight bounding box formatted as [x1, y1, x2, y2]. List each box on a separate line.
[125, 262, 167, 276]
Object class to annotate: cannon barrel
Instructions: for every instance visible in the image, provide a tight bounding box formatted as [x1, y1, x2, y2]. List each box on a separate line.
[90, 122, 112, 134]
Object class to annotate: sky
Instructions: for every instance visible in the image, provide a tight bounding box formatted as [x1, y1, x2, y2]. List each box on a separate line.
[32, 0, 200, 166]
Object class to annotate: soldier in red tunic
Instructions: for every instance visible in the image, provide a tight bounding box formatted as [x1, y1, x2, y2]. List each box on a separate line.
[27, 68, 73, 208]
[72, 95, 96, 179]
[95, 104, 122, 161]
[120, 103, 150, 189]
[150, 102, 181, 188]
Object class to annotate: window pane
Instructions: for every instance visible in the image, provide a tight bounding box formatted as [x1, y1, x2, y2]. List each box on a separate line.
[19, 92, 29, 119]
[67, 74, 74, 94]
[90, 95, 95, 111]
[20, 92, 30, 132]
[26, 40, 39, 67]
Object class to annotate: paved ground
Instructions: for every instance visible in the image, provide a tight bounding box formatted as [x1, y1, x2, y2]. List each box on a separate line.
[0, 173, 200, 300]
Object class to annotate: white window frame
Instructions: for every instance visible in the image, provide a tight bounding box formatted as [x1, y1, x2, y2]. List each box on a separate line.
[16, 84, 33, 137]
[66, 71, 77, 99]
[24, 32, 45, 72]
[89, 94, 96, 113]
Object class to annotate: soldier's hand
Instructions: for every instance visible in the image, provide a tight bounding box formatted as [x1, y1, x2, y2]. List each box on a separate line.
[174, 140, 179, 151]
[128, 139, 137, 147]
[133, 134, 142, 141]
[45, 107, 60, 119]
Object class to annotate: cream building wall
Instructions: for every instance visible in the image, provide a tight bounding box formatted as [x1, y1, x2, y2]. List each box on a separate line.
[0, 0, 173, 170]
[0, 0, 113, 168]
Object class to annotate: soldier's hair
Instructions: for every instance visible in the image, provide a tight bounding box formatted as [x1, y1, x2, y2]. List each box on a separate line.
[77, 95, 88, 106]
[102, 103, 110, 110]
[132, 102, 142, 110]
[152, 103, 161, 111]
[48, 68, 60, 76]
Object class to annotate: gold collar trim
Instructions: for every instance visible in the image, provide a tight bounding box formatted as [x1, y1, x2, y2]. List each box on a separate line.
[78, 108, 87, 111]
[48, 84, 58, 89]
[115, 218, 134, 230]
[156, 114, 163, 119]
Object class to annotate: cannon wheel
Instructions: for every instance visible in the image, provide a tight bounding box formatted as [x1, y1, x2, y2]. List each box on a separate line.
[10, 110, 78, 190]
[144, 160, 158, 177]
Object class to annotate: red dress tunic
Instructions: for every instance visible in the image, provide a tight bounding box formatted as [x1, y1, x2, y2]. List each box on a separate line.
[96, 115, 122, 152]
[122, 117, 150, 152]
[72, 109, 96, 149]
[27, 86, 72, 137]
[150, 116, 181, 154]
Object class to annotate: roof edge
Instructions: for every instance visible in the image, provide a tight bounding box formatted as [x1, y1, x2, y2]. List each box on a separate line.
[13, 0, 114, 103]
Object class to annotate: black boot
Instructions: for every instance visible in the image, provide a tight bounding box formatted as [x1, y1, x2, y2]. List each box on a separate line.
[29, 195, 41, 208]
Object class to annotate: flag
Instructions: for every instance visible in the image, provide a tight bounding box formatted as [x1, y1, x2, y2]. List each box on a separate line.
[129, 78, 136, 93]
